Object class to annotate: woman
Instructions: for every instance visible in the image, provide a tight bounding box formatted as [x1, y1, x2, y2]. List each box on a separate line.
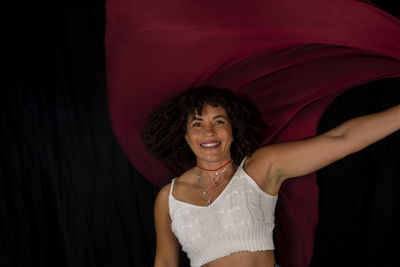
[143, 87, 400, 267]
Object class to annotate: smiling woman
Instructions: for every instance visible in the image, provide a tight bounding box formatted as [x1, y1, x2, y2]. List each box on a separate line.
[143, 86, 400, 267]
[143, 87, 278, 267]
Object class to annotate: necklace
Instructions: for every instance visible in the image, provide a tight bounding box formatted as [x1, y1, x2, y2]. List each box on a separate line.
[193, 159, 233, 205]
[196, 159, 232, 176]
[193, 160, 232, 194]
[196, 179, 228, 205]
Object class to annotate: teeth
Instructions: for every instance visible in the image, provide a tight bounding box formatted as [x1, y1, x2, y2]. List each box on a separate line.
[201, 142, 219, 147]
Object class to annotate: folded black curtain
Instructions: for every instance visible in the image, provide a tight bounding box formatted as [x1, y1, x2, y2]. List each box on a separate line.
[311, 78, 400, 267]
[1, 1, 158, 266]
[1, 1, 399, 267]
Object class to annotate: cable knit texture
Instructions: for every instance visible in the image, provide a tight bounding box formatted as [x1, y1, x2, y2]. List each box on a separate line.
[169, 158, 278, 267]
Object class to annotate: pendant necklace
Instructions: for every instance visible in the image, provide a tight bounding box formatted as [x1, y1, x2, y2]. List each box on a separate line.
[193, 159, 232, 205]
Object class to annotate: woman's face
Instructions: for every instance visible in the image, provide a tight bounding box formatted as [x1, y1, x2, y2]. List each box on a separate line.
[185, 104, 233, 167]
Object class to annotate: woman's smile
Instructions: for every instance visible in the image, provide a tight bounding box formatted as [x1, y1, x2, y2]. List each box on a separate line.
[200, 140, 221, 149]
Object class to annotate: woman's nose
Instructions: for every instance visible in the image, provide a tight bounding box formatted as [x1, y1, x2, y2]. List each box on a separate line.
[203, 124, 216, 136]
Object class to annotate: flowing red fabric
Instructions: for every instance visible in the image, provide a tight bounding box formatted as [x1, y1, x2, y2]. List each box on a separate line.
[105, 0, 400, 265]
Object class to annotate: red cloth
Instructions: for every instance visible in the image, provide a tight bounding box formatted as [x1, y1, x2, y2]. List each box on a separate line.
[105, 0, 400, 266]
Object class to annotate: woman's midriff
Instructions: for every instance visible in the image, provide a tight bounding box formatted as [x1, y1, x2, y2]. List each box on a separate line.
[202, 250, 275, 267]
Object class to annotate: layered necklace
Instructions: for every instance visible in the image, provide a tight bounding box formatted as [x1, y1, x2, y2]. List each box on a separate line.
[193, 159, 233, 205]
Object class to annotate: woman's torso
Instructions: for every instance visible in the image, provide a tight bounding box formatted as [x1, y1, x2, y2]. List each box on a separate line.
[169, 158, 278, 267]
[202, 250, 275, 267]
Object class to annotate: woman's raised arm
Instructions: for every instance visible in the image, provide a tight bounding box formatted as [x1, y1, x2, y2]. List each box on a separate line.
[248, 104, 400, 190]
[154, 184, 180, 267]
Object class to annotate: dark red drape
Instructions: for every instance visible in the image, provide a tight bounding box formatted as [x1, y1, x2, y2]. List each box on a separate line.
[105, 0, 400, 265]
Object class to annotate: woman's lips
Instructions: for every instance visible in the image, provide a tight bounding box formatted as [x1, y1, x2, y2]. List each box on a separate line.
[200, 141, 221, 148]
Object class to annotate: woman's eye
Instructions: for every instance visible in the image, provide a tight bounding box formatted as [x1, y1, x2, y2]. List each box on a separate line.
[192, 122, 201, 127]
[215, 120, 224, 125]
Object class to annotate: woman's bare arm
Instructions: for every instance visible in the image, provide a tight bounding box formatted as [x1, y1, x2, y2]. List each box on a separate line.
[247, 104, 400, 191]
[154, 184, 180, 267]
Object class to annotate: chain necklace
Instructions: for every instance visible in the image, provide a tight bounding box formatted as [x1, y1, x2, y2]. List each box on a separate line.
[193, 160, 233, 205]
[196, 179, 228, 205]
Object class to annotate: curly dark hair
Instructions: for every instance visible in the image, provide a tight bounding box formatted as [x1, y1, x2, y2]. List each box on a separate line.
[142, 87, 264, 166]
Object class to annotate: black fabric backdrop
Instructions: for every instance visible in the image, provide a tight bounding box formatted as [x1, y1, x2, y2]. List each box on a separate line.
[1, 1, 399, 267]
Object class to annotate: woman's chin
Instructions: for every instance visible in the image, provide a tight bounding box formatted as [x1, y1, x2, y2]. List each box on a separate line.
[197, 153, 230, 164]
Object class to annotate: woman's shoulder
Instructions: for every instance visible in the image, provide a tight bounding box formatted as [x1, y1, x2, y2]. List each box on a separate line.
[155, 182, 172, 206]
[244, 145, 278, 173]
[173, 169, 196, 193]
[242, 148, 282, 195]
[157, 169, 194, 200]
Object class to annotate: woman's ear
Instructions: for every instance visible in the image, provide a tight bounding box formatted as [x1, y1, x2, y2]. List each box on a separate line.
[185, 135, 190, 145]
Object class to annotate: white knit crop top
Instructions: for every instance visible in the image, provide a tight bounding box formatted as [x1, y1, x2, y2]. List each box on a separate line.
[168, 158, 278, 267]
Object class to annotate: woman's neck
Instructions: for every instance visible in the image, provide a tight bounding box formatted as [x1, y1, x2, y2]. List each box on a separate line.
[195, 158, 236, 179]
[196, 158, 232, 172]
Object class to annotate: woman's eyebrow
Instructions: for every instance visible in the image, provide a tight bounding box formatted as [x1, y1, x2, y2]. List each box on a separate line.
[190, 116, 203, 121]
[213, 115, 227, 119]
[189, 115, 227, 121]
